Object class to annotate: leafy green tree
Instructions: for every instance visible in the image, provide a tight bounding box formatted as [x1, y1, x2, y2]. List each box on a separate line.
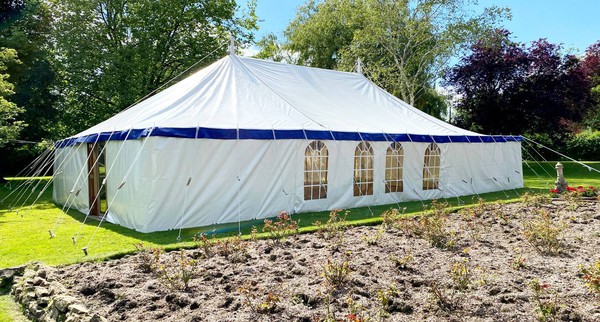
[0, 47, 24, 148]
[49, 0, 258, 133]
[273, 0, 508, 116]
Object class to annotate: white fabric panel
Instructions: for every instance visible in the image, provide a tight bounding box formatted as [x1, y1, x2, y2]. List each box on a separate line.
[81, 137, 522, 233]
[71, 56, 482, 137]
[52, 145, 89, 213]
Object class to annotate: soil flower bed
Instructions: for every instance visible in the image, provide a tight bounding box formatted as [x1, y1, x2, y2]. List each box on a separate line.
[29, 198, 600, 321]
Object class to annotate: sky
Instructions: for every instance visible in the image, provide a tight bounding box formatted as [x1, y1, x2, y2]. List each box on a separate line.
[241, 0, 600, 56]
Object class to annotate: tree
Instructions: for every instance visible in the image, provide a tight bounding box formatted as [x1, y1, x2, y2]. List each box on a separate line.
[445, 30, 592, 139]
[49, 0, 258, 134]
[582, 41, 600, 129]
[271, 0, 508, 116]
[0, 47, 24, 148]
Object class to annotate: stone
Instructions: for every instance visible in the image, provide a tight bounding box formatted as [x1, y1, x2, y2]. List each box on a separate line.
[28, 302, 45, 319]
[89, 314, 109, 322]
[54, 295, 78, 312]
[37, 269, 48, 279]
[69, 303, 90, 315]
[35, 286, 51, 298]
[33, 277, 46, 286]
[49, 280, 67, 295]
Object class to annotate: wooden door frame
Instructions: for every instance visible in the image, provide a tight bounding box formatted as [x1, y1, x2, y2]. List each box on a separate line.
[87, 143, 101, 216]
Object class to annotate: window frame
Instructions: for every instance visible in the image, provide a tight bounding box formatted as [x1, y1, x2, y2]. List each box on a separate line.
[353, 141, 374, 196]
[385, 142, 404, 193]
[304, 141, 329, 200]
[423, 142, 441, 190]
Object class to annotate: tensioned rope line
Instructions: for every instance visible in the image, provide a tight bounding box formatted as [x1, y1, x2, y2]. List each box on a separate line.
[7, 146, 57, 209]
[106, 43, 228, 118]
[521, 139, 555, 180]
[72, 127, 137, 244]
[452, 136, 482, 201]
[381, 132, 421, 209]
[523, 136, 600, 174]
[83, 127, 157, 254]
[427, 134, 465, 204]
[15, 145, 73, 214]
[51, 129, 119, 236]
[0, 147, 53, 204]
[379, 131, 403, 211]
[175, 124, 201, 241]
[404, 134, 428, 208]
[488, 135, 521, 197]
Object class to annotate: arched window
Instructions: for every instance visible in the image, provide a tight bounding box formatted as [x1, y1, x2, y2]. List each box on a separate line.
[354, 142, 374, 196]
[385, 142, 404, 193]
[423, 143, 441, 190]
[304, 141, 328, 200]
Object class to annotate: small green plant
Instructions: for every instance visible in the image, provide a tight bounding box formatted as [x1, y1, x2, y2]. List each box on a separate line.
[421, 201, 458, 249]
[314, 209, 349, 241]
[157, 251, 199, 290]
[510, 248, 528, 269]
[250, 225, 258, 241]
[522, 192, 551, 208]
[390, 252, 414, 270]
[133, 242, 162, 273]
[523, 209, 567, 255]
[345, 297, 371, 322]
[459, 197, 487, 219]
[214, 235, 248, 263]
[361, 228, 383, 246]
[262, 211, 299, 243]
[528, 278, 560, 322]
[238, 283, 282, 314]
[579, 260, 600, 297]
[322, 254, 352, 288]
[429, 282, 457, 312]
[381, 207, 406, 229]
[450, 258, 472, 291]
[375, 284, 399, 320]
[193, 232, 214, 258]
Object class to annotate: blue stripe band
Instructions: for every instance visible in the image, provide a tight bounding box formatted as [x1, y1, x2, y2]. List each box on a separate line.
[54, 127, 524, 148]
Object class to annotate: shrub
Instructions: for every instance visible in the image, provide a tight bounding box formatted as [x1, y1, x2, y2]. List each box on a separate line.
[429, 282, 457, 312]
[238, 283, 282, 314]
[214, 235, 249, 263]
[381, 207, 406, 229]
[566, 129, 600, 161]
[522, 192, 551, 208]
[450, 258, 473, 291]
[390, 252, 414, 270]
[528, 278, 560, 322]
[523, 210, 567, 255]
[157, 251, 199, 290]
[580, 260, 600, 297]
[322, 255, 352, 289]
[193, 233, 214, 258]
[133, 242, 162, 273]
[262, 211, 299, 243]
[314, 209, 348, 241]
[361, 228, 383, 246]
[421, 201, 458, 249]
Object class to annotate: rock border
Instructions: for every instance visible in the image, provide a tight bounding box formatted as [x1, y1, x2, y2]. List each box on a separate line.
[3, 263, 107, 322]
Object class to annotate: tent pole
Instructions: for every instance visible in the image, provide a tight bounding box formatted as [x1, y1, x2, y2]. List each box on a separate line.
[176, 124, 201, 241]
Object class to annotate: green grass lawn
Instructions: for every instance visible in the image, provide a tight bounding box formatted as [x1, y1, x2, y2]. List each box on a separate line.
[0, 161, 598, 320]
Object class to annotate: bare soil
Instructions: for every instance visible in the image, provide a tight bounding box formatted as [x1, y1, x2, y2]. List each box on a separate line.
[50, 199, 600, 321]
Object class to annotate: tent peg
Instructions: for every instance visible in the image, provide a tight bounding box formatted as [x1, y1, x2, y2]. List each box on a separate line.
[82, 247, 88, 256]
[48, 230, 55, 239]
